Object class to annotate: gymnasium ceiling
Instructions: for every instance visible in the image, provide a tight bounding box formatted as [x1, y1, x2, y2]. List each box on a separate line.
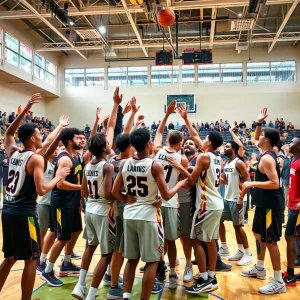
[0, 0, 300, 59]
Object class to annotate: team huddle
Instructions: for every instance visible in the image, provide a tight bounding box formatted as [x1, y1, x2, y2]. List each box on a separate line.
[0, 89, 300, 300]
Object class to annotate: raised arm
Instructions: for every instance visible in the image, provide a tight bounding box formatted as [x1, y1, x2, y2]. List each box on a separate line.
[124, 97, 140, 134]
[90, 107, 101, 138]
[229, 123, 244, 157]
[5, 93, 41, 157]
[131, 115, 144, 133]
[153, 100, 176, 154]
[254, 108, 268, 148]
[43, 131, 62, 163]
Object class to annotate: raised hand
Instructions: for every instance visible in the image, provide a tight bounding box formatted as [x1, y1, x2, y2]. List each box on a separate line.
[166, 100, 177, 115]
[96, 107, 101, 120]
[25, 93, 41, 111]
[131, 97, 140, 114]
[113, 87, 123, 105]
[59, 115, 70, 127]
[122, 101, 132, 115]
[257, 108, 268, 123]
[136, 115, 144, 126]
[177, 104, 188, 120]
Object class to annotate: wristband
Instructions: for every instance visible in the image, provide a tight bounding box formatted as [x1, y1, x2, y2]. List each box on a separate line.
[256, 122, 262, 126]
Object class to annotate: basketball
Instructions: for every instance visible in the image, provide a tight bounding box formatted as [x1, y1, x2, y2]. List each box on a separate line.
[157, 8, 175, 27]
[129, 0, 144, 5]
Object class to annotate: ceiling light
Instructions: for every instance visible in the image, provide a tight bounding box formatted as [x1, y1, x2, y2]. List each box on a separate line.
[238, 13, 242, 17]
[69, 21, 74, 26]
[99, 26, 106, 34]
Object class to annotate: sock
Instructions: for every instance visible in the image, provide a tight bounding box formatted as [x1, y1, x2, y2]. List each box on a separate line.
[244, 248, 251, 255]
[287, 267, 294, 277]
[221, 242, 228, 249]
[106, 264, 111, 276]
[238, 244, 244, 252]
[256, 260, 265, 269]
[79, 269, 87, 286]
[274, 270, 283, 282]
[64, 254, 71, 263]
[170, 268, 176, 275]
[40, 253, 47, 263]
[45, 262, 54, 273]
[87, 287, 98, 298]
[185, 260, 192, 268]
[123, 292, 131, 299]
[208, 270, 215, 278]
[199, 272, 208, 280]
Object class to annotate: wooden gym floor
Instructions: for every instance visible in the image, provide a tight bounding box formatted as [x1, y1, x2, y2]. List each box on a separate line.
[1, 209, 300, 300]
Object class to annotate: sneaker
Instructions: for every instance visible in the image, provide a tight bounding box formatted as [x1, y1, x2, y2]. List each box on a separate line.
[59, 261, 80, 275]
[103, 274, 123, 287]
[228, 250, 244, 261]
[71, 252, 82, 260]
[169, 273, 178, 289]
[186, 277, 213, 294]
[282, 271, 296, 286]
[216, 261, 232, 272]
[207, 276, 218, 292]
[183, 266, 193, 282]
[219, 247, 230, 256]
[72, 282, 87, 299]
[191, 259, 197, 265]
[107, 286, 123, 299]
[237, 253, 254, 266]
[258, 278, 286, 294]
[166, 258, 179, 267]
[40, 270, 63, 287]
[241, 265, 266, 280]
[295, 273, 300, 280]
[36, 261, 47, 275]
[152, 280, 163, 294]
[244, 219, 249, 224]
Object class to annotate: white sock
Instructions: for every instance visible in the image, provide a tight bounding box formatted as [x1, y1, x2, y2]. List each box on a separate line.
[208, 270, 215, 278]
[245, 248, 251, 255]
[79, 269, 87, 286]
[256, 260, 265, 269]
[238, 244, 244, 252]
[185, 260, 192, 268]
[221, 242, 228, 249]
[123, 292, 131, 299]
[40, 253, 47, 263]
[199, 272, 208, 280]
[45, 262, 54, 273]
[274, 270, 283, 282]
[64, 254, 71, 263]
[87, 287, 97, 298]
[170, 268, 176, 275]
[106, 264, 111, 276]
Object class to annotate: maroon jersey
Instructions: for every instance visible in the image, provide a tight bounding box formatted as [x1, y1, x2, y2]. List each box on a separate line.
[289, 157, 300, 210]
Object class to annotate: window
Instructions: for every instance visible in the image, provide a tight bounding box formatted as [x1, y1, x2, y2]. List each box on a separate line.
[198, 64, 220, 84]
[127, 66, 148, 85]
[151, 65, 179, 85]
[86, 68, 104, 86]
[108, 67, 127, 86]
[5, 33, 19, 67]
[271, 61, 296, 82]
[20, 43, 32, 74]
[45, 60, 56, 85]
[220, 63, 243, 83]
[247, 62, 270, 83]
[0, 28, 3, 58]
[182, 65, 195, 84]
[34, 53, 45, 80]
[65, 69, 85, 87]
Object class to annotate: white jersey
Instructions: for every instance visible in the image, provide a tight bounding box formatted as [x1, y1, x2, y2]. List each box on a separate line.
[224, 157, 246, 202]
[85, 160, 115, 216]
[122, 157, 159, 222]
[154, 148, 181, 208]
[196, 152, 224, 210]
[38, 161, 55, 205]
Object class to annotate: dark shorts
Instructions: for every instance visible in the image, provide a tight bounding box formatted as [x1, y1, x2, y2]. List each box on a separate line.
[2, 213, 40, 260]
[252, 207, 284, 243]
[285, 210, 300, 237]
[51, 207, 83, 241]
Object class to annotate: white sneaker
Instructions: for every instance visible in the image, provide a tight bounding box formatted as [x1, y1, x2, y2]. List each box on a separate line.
[166, 258, 179, 267]
[228, 250, 244, 261]
[169, 273, 178, 289]
[183, 266, 193, 283]
[258, 278, 286, 294]
[72, 282, 87, 300]
[241, 265, 266, 280]
[237, 253, 254, 266]
[219, 247, 230, 256]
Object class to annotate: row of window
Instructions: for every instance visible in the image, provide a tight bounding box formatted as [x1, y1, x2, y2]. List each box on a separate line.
[64, 61, 296, 87]
[0, 28, 56, 85]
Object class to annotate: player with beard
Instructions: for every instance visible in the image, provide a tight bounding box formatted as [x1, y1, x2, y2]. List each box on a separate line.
[41, 128, 84, 286]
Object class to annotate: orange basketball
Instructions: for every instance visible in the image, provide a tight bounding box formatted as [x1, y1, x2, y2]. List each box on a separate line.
[157, 8, 175, 27]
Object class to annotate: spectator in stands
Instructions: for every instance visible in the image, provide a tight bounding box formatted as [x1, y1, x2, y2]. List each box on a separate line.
[219, 119, 225, 131]
[8, 112, 15, 124]
[84, 123, 91, 134]
[214, 122, 220, 131]
[200, 123, 205, 131]
[168, 121, 174, 130]
[239, 120, 246, 130]
[0, 125, 7, 135]
[251, 121, 257, 130]
[209, 121, 214, 131]
[280, 118, 285, 130]
[151, 121, 157, 131]
[224, 120, 230, 131]
[262, 119, 267, 127]
[242, 135, 249, 146]
[268, 120, 274, 128]
[174, 122, 181, 130]
[204, 122, 209, 130]
[287, 122, 294, 131]
[2, 113, 9, 126]
[275, 118, 280, 129]
[196, 122, 201, 131]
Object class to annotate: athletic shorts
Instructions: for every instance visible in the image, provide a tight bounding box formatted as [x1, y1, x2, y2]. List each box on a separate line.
[161, 206, 179, 241]
[38, 204, 53, 232]
[116, 216, 124, 251]
[123, 219, 164, 262]
[179, 203, 193, 236]
[84, 212, 116, 255]
[2, 213, 40, 260]
[221, 200, 245, 226]
[285, 210, 300, 237]
[252, 207, 284, 243]
[51, 207, 83, 241]
[191, 209, 223, 242]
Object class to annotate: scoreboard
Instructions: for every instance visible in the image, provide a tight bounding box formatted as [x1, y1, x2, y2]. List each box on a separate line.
[155, 50, 173, 65]
[182, 49, 213, 65]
